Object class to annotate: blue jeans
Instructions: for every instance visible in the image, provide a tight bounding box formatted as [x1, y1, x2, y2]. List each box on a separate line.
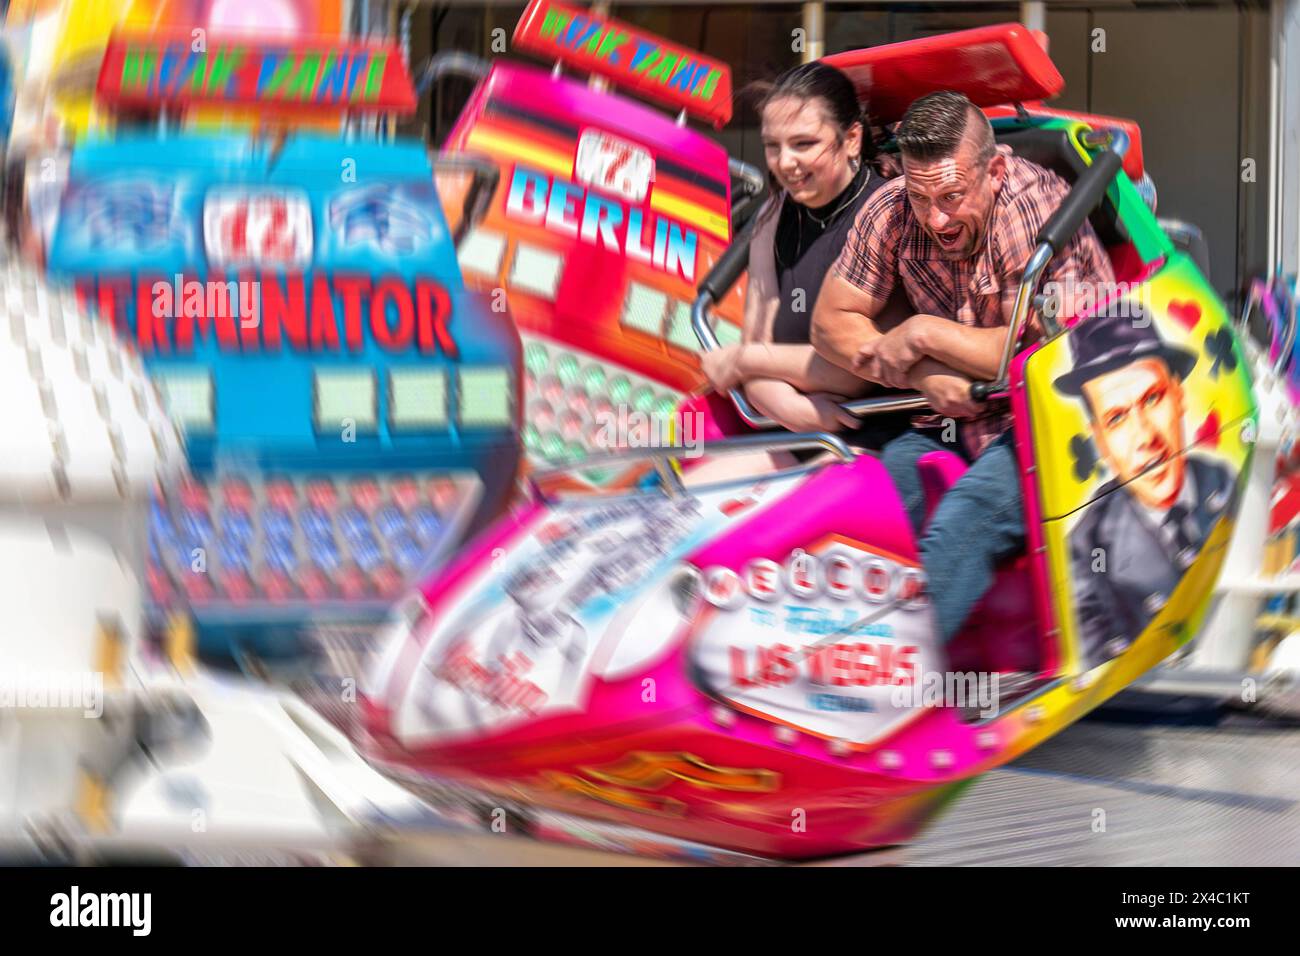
[880, 429, 1025, 643]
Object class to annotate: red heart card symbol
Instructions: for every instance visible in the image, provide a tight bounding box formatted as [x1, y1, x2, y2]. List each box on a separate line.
[720, 497, 756, 516]
[1195, 411, 1221, 448]
[1168, 300, 1202, 330]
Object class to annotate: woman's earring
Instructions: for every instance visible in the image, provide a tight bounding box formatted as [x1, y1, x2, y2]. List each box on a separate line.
[850, 156, 861, 173]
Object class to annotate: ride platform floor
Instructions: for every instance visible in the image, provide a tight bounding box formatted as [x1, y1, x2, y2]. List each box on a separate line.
[365, 697, 1299, 866]
[906, 698, 1300, 866]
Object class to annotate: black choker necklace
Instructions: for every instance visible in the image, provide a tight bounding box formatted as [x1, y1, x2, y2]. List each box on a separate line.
[776, 167, 870, 271]
[802, 167, 871, 228]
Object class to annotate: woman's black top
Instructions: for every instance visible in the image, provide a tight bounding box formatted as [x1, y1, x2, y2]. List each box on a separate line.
[765, 165, 911, 454]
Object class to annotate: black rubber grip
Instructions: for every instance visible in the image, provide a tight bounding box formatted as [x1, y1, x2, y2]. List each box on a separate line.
[1035, 149, 1123, 254]
[970, 382, 995, 402]
[699, 212, 760, 302]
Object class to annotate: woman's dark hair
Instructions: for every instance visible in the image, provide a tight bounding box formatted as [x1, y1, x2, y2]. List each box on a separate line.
[745, 62, 877, 219]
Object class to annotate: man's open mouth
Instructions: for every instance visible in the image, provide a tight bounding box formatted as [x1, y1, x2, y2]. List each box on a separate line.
[936, 227, 964, 248]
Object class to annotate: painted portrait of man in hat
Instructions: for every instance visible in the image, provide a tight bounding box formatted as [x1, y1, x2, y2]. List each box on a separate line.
[1053, 308, 1235, 670]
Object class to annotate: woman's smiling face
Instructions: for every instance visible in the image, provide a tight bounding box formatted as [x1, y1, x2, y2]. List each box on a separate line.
[761, 95, 860, 208]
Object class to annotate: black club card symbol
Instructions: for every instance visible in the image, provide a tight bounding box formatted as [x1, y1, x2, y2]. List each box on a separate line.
[1070, 433, 1099, 482]
[1206, 329, 1238, 379]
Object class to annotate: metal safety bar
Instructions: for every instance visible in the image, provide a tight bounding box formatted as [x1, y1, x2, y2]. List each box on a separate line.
[974, 241, 1056, 402]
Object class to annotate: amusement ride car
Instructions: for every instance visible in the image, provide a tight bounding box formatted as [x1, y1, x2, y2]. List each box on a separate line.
[357, 22, 1262, 862]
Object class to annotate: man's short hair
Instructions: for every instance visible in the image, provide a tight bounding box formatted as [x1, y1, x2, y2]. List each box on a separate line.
[895, 90, 997, 165]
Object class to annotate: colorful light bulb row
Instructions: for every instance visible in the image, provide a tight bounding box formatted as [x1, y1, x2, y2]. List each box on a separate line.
[147, 473, 472, 607]
[519, 335, 685, 471]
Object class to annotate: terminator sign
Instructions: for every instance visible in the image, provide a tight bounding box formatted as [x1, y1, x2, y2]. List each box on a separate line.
[513, 0, 733, 127]
[96, 32, 417, 115]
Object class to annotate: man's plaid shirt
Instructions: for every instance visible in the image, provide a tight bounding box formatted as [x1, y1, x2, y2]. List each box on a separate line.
[833, 151, 1116, 458]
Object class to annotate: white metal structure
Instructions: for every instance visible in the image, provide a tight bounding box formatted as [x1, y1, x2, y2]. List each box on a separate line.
[0, 258, 434, 862]
[1138, 325, 1300, 713]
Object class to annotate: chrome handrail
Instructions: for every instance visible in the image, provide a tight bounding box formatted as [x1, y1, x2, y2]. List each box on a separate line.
[992, 241, 1056, 386]
[690, 291, 772, 428]
[979, 127, 1131, 396]
[729, 157, 765, 198]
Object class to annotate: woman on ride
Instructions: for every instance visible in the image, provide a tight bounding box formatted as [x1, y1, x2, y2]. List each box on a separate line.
[696, 62, 910, 473]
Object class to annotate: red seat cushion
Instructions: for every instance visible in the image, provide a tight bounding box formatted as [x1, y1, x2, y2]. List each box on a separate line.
[946, 557, 1043, 674]
[913, 453, 1043, 673]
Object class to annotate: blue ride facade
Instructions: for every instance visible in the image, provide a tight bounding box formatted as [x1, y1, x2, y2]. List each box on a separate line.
[48, 133, 521, 656]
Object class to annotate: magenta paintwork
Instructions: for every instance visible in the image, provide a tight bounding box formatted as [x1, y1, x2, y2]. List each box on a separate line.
[689, 453, 920, 569]
[448, 62, 732, 184]
[361, 390, 1048, 858]
[1010, 343, 1060, 673]
[681, 391, 741, 443]
[916, 450, 968, 529]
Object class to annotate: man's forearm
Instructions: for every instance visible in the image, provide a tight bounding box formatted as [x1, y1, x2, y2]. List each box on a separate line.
[910, 315, 1007, 380]
[811, 307, 883, 373]
[906, 356, 965, 387]
[739, 344, 867, 396]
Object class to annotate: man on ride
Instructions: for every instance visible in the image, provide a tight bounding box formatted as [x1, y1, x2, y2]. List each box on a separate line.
[811, 90, 1115, 646]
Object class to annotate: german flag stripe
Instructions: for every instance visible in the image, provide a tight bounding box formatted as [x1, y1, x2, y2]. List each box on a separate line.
[466, 125, 571, 177]
[652, 175, 730, 223]
[469, 116, 575, 170]
[649, 191, 729, 240]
